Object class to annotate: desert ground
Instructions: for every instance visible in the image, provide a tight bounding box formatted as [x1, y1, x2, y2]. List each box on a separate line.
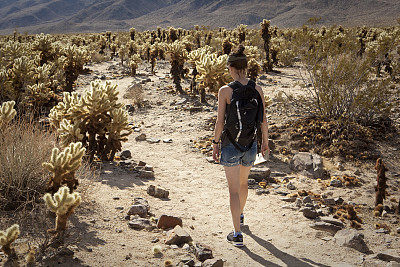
[2, 58, 400, 267]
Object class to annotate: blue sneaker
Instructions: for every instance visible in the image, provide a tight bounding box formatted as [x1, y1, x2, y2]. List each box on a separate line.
[227, 231, 244, 247]
[240, 214, 244, 226]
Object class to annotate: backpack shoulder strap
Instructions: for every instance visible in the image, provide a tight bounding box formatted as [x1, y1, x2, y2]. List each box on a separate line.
[228, 81, 241, 90]
[247, 80, 256, 88]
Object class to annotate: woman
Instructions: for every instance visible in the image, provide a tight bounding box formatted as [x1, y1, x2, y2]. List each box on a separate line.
[212, 45, 269, 247]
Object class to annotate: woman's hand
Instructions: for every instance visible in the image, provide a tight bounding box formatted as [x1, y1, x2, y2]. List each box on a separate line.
[212, 143, 220, 163]
[261, 140, 270, 157]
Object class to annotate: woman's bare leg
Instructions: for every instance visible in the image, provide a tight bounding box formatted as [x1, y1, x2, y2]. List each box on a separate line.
[224, 165, 241, 232]
[239, 165, 252, 215]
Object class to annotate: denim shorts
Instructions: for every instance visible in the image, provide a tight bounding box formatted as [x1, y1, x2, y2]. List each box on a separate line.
[220, 141, 257, 167]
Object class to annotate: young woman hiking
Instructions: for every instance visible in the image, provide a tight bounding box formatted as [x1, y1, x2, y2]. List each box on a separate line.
[212, 45, 270, 247]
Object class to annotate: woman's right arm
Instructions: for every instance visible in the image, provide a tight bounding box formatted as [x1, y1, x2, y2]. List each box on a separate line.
[212, 86, 230, 162]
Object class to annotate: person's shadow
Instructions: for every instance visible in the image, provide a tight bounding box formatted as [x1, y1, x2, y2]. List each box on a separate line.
[241, 225, 332, 267]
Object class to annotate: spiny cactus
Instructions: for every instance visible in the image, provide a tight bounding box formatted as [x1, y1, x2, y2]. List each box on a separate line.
[0, 224, 20, 259]
[260, 19, 273, 72]
[62, 44, 90, 92]
[0, 100, 16, 127]
[166, 42, 188, 94]
[43, 186, 81, 238]
[195, 53, 229, 102]
[247, 58, 262, 81]
[32, 33, 54, 65]
[129, 54, 142, 76]
[42, 142, 86, 194]
[49, 80, 132, 162]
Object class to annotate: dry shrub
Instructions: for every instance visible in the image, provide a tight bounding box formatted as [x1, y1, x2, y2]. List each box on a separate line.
[123, 83, 144, 107]
[0, 116, 56, 211]
[288, 53, 394, 126]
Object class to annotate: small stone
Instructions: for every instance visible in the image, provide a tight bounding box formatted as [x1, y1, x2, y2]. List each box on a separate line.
[115, 206, 124, 210]
[337, 162, 345, 171]
[397, 228, 400, 234]
[303, 196, 313, 204]
[145, 165, 154, 171]
[320, 216, 345, 227]
[146, 138, 160, 143]
[135, 133, 147, 141]
[113, 196, 120, 200]
[165, 225, 193, 246]
[120, 150, 132, 159]
[163, 138, 173, 143]
[194, 243, 213, 262]
[124, 215, 131, 220]
[301, 207, 319, 219]
[151, 237, 159, 243]
[89, 219, 96, 223]
[330, 179, 343, 187]
[128, 218, 151, 230]
[323, 198, 336, 206]
[157, 215, 182, 229]
[310, 222, 342, 235]
[280, 197, 297, 202]
[334, 197, 345, 205]
[170, 245, 179, 249]
[255, 189, 270, 195]
[101, 180, 109, 184]
[139, 170, 155, 179]
[202, 258, 224, 267]
[376, 228, 390, 234]
[287, 182, 296, 190]
[127, 204, 148, 217]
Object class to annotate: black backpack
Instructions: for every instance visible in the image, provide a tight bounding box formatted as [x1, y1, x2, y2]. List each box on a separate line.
[223, 80, 264, 152]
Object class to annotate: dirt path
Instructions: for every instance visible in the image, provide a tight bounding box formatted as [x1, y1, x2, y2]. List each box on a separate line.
[54, 60, 400, 267]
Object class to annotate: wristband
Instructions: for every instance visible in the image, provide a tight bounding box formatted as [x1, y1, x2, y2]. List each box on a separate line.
[212, 139, 219, 144]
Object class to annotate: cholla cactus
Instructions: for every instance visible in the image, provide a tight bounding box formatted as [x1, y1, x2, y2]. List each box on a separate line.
[260, 19, 273, 72]
[42, 142, 86, 194]
[32, 33, 54, 65]
[49, 80, 132, 162]
[129, 54, 142, 76]
[0, 224, 20, 259]
[196, 53, 229, 102]
[0, 100, 17, 127]
[58, 119, 84, 146]
[43, 186, 81, 237]
[236, 24, 247, 43]
[247, 58, 261, 81]
[62, 44, 90, 92]
[166, 42, 188, 94]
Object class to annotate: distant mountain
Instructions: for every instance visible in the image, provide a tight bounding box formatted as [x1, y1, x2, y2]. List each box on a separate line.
[0, 0, 399, 34]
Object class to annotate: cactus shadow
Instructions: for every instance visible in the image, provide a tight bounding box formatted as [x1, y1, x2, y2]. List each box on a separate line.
[97, 163, 152, 189]
[67, 216, 107, 248]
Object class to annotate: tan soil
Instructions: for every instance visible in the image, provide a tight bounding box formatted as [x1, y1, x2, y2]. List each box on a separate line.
[2, 60, 400, 267]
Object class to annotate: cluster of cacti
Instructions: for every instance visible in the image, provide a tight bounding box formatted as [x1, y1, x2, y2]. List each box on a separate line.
[0, 224, 20, 259]
[0, 100, 17, 127]
[129, 54, 142, 76]
[62, 44, 90, 92]
[43, 186, 81, 238]
[49, 80, 132, 162]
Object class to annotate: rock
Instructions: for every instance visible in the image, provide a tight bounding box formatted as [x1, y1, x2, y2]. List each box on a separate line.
[202, 258, 224, 267]
[397, 228, 400, 234]
[128, 218, 151, 230]
[330, 179, 343, 187]
[301, 207, 319, 219]
[280, 197, 297, 202]
[134, 197, 150, 210]
[302, 196, 313, 204]
[320, 216, 345, 227]
[157, 215, 183, 229]
[310, 222, 343, 235]
[334, 197, 345, 205]
[145, 165, 154, 171]
[255, 189, 270, 195]
[138, 161, 146, 166]
[195, 243, 213, 262]
[146, 138, 160, 143]
[287, 182, 296, 190]
[374, 252, 400, 263]
[139, 170, 155, 179]
[334, 229, 371, 254]
[155, 187, 169, 198]
[163, 138, 173, 143]
[189, 107, 203, 113]
[135, 133, 147, 141]
[147, 185, 155, 196]
[289, 152, 324, 178]
[337, 162, 345, 171]
[165, 225, 193, 246]
[127, 204, 148, 217]
[120, 150, 132, 159]
[249, 168, 271, 182]
[323, 198, 336, 206]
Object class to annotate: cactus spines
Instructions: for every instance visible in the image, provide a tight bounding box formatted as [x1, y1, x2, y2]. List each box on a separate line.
[129, 54, 142, 76]
[247, 58, 261, 81]
[0, 224, 20, 259]
[42, 142, 86, 194]
[0, 100, 17, 127]
[43, 186, 81, 237]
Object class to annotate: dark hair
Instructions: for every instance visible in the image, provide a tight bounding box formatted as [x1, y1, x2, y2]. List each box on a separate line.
[227, 44, 247, 70]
